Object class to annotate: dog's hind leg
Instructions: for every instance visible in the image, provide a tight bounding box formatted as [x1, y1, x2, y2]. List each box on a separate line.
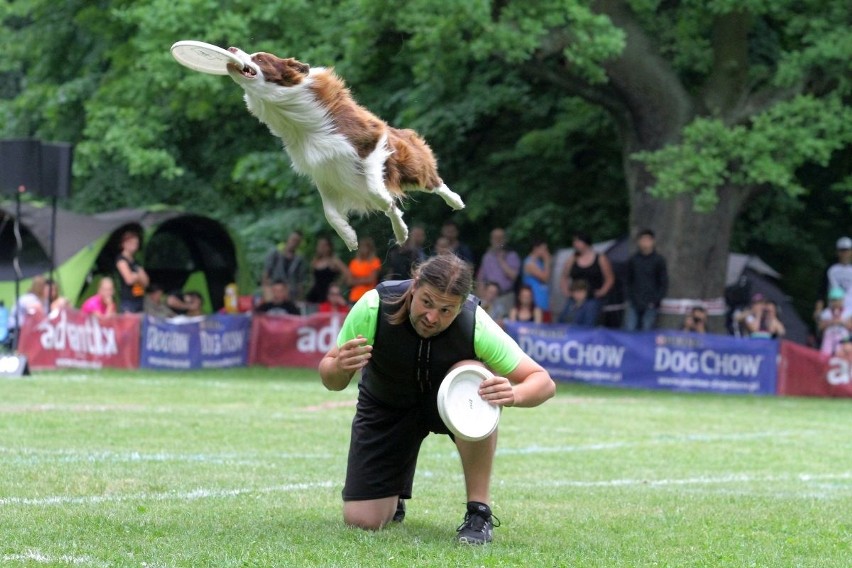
[318, 192, 359, 251]
[385, 203, 409, 245]
[423, 183, 465, 210]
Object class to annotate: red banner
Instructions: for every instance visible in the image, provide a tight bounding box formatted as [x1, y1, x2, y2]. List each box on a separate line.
[18, 309, 140, 370]
[777, 340, 852, 397]
[249, 312, 344, 368]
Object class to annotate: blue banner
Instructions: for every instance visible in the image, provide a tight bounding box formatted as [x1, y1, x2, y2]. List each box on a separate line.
[504, 323, 778, 395]
[140, 314, 251, 370]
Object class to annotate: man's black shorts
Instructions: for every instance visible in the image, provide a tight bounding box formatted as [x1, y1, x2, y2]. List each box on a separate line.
[342, 386, 452, 501]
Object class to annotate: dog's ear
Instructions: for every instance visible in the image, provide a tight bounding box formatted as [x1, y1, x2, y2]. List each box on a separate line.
[296, 61, 310, 75]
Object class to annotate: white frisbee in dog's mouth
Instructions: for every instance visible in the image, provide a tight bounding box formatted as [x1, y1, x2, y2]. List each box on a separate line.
[171, 40, 246, 76]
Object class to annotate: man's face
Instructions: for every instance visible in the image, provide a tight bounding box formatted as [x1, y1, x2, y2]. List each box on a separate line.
[637, 234, 655, 255]
[409, 284, 464, 338]
[490, 229, 506, 250]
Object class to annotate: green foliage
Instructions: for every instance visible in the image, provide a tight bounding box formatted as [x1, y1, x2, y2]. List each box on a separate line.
[637, 95, 852, 210]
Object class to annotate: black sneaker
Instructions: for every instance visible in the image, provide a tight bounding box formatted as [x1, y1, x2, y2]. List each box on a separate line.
[456, 501, 500, 544]
[392, 498, 406, 522]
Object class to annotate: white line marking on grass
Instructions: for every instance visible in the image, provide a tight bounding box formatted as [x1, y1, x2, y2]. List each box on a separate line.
[497, 431, 803, 455]
[0, 447, 333, 465]
[537, 471, 852, 489]
[2, 550, 109, 567]
[0, 481, 335, 507]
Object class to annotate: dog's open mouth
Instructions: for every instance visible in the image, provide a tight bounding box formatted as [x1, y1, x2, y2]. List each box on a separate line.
[227, 47, 258, 78]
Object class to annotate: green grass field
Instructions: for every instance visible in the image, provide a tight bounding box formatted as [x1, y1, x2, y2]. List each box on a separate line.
[0, 367, 849, 567]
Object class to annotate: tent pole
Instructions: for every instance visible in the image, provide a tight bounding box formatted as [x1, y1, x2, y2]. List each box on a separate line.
[11, 185, 24, 351]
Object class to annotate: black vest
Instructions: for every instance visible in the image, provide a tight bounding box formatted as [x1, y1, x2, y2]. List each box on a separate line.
[360, 280, 478, 408]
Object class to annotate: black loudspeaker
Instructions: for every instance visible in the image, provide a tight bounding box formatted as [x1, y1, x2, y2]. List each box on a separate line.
[0, 138, 42, 195]
[40, 142, 73, 198]
[0, 354, 30, 378]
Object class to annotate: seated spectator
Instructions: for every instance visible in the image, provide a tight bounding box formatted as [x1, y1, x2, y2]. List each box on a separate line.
[317, 284, 350, 314]
[81, 277, 117, 317]
[255, 280, 300, 315]
[182, 291, 206, 317]
[733, 293, 765, 337]
[479, 281, 509, 325]
[9, 275, 46, 330]
[557, 279, 597, 327]
[507, 284, 543, 324]
[144, 283, 175, 318]
[43, 278, 70, 314]
[682, 306, 708, 333]
[743, 297, 785, 339]
[817, 287, 851, 355]
[384, 225, 427, 281]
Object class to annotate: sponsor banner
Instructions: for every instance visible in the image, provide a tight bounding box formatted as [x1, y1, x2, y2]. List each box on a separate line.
[250, 313, 343, 368]
[18, 309, 140, 370]
[504, 323, 778, 395]
[777, 340, 852, 398]
[141, 314, 251, 370]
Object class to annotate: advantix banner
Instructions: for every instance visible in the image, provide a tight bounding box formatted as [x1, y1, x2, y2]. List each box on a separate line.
[504, 322, 779, 395]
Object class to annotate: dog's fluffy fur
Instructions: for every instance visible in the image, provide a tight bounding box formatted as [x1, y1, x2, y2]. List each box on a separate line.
[226, 48, 464, 251]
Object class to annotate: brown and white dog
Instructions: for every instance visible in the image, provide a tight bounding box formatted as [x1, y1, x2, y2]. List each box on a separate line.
[226, 48, 464, 251]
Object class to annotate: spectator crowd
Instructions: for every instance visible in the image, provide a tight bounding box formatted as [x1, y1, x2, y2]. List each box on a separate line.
[5, 219, 851, 358]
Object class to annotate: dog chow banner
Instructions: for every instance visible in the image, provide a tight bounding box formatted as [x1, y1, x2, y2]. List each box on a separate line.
[18, 309, 140, 370]
[140, 314, 251, 370]
[504, 323, 778, 395]
[249, 312, 344, 368]
[777, 340, 852, 398]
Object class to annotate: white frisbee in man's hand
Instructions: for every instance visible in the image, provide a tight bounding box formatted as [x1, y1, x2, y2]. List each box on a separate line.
[170, 40, 241, 75]
[437, 360, 501, 442]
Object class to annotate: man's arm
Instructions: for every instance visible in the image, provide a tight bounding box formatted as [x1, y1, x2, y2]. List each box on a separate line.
[318, 335, 372, 391]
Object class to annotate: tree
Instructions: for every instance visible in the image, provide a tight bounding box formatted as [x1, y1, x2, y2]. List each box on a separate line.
[355, 0, 852, 301]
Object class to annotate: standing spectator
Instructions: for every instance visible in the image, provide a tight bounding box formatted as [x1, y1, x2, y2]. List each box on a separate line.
[623, 229, 668, 331]
[317, 284, 351, 314]
[816, 287, 851, 355]
[557, 279, 597, 326]
[439, 220, 475, 265]
[826, 236, 852, 316]
[347, 236, 382, 303]
[262, 230, 307, 302]
[521, 238, 552, 320]
[682, 306, 708, 333]
[507, 284, 543, 324]
[81, 277, 117, 317]
[475, 228, 521, 300]
[115, 230, 149, 314]
[305, 236, 349, 304]
[559, 232, 614, 326]
[255, 280, 301, 315]
[433, 236, 453, 256]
